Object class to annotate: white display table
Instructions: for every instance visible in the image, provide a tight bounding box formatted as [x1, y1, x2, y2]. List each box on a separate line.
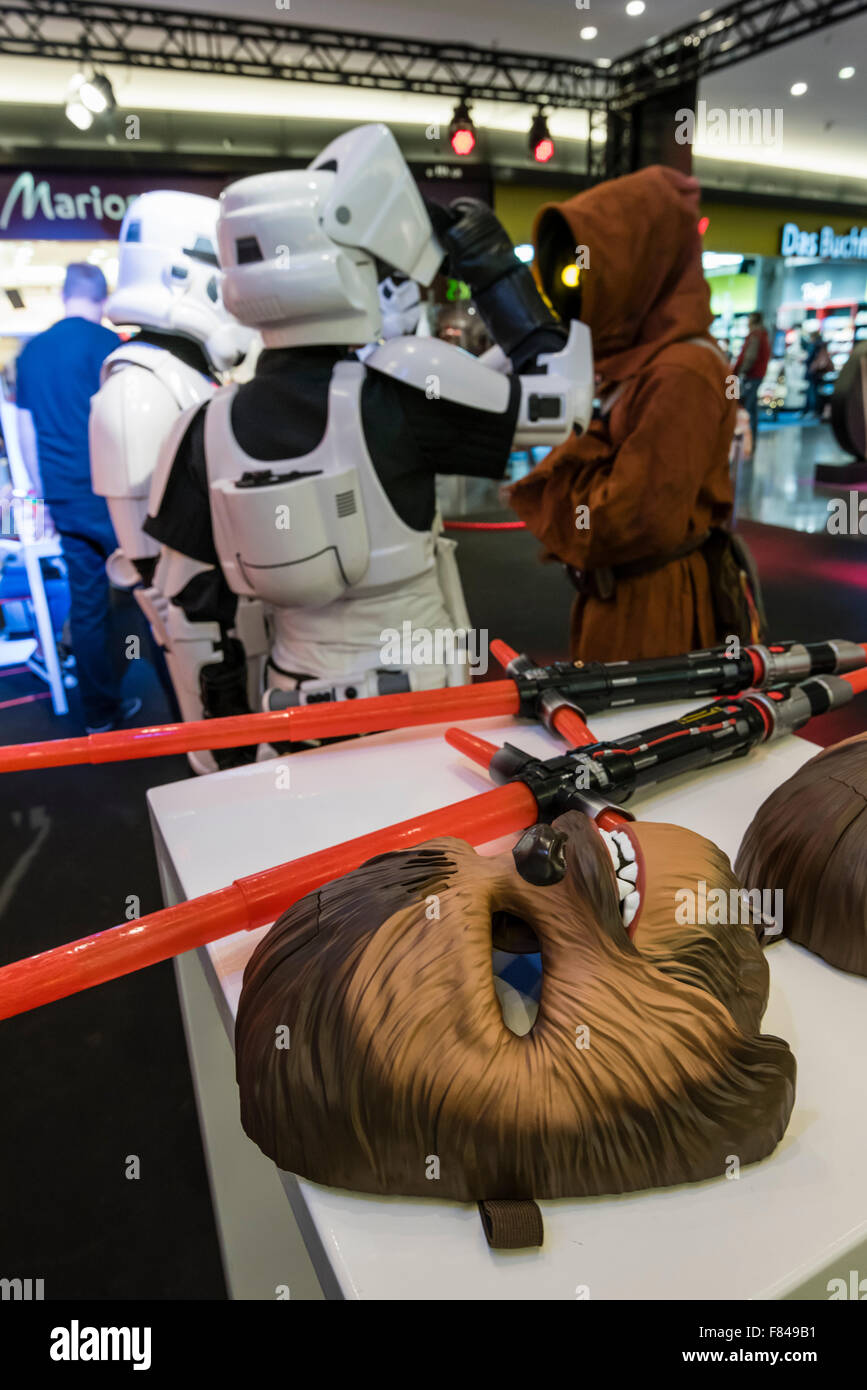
[147, 703, 867, 1301]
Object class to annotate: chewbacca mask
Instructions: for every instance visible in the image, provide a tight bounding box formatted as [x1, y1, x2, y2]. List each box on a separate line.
[236, 812, 794, 1245]
[736, 733, 867, 976]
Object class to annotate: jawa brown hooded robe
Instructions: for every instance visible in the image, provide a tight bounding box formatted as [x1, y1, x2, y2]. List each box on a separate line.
[509, 166, 736, 662]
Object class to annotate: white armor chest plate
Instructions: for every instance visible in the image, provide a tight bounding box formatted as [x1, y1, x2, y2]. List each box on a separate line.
[204, 359, 435, 609]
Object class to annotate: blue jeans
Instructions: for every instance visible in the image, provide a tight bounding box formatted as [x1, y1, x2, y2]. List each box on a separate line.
[740, 376, 760, 446]
[50, 496, 121, 728]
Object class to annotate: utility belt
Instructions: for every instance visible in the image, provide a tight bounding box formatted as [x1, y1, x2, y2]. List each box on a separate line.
[566, 527, 768, 645]
[265, 663, 412, 707]
[566, 532, 710, 601]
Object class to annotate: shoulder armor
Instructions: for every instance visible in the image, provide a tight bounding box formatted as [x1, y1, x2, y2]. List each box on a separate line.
[366, 336, 511, 414]
[90, 364, 181, 498]
[101, 341, 215, 414]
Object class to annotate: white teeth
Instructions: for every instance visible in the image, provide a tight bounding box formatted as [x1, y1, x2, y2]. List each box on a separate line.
[612, 831, 635, 863]
[600, 829, 620, 868]
[600, 827, 641, 927]
[622, 891, 640, 928]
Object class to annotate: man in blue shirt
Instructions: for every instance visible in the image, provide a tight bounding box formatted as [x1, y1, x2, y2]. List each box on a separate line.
[16, 263, 140, 732]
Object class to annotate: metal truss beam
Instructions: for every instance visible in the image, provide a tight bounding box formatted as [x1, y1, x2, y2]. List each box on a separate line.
[0, 0, 863, 178]
[0, 0, 861, 112]
[613, 0, 867, 106]
[0, 1, 613, 109]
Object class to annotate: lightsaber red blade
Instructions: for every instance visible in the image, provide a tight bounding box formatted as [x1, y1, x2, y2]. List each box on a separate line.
[0, 679, 520, 773]
[0, 781, 537, 1020]
[843, 667, 867, 694]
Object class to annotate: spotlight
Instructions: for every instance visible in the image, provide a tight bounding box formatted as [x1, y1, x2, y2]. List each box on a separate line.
[529, 111, 555, 163]
[65, 100, 94, 131]
[79, 74, 115, 115]
[64, 71, 115, 129]
[449, 99, 476, 157]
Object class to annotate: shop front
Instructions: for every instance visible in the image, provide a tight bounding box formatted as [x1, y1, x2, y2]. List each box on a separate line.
[0, 168, 227, 368]
[701, 201, 867, 419]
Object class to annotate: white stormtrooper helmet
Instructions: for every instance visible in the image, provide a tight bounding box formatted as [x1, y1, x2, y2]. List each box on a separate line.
[217, 123, 443, 349]
[378, 271, 422, 340]
[107, 190, 256, 374]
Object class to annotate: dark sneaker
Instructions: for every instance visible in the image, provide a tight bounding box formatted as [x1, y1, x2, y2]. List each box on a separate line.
[85, 696, 143, 735]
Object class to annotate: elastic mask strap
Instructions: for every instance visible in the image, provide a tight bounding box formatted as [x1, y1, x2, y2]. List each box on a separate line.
[478, 1199, 544, 1249]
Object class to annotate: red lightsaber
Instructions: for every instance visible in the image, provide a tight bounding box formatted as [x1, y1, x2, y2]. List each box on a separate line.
[2, 670, 864, 1021]
[1, 636, 862, 774]
[0, 685, 600, 1020]
[0, 782, 538, 1020]
[0, 679, 521, 772]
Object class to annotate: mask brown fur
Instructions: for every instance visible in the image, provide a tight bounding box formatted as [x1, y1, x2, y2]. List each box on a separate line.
[236, 812, 795, 1202]
[736, 733, 867, 976]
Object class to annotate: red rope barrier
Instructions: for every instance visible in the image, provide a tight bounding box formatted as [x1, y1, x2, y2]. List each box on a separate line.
[0, 692, 52, 710]
[443, 520, 526, 531]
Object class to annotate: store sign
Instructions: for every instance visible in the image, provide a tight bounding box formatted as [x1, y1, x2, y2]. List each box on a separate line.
[780, 221, 867, 261]
[0, 170, 225, 239]
[801, 280, 832, 303]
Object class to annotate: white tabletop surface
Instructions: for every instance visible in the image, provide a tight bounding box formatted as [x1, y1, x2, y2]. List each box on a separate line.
[147, 702, 867, 1300]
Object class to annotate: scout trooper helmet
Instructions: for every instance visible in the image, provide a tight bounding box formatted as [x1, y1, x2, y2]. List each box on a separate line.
[107, 190, 255, 374]
[217, 123, 443, 349]
[378, 271, 422, 339]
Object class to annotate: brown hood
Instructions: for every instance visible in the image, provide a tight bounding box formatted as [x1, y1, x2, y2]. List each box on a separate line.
[535, 164, 712, 383]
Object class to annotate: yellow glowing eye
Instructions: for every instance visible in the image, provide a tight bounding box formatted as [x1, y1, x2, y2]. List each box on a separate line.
[560, 264, 581, 288]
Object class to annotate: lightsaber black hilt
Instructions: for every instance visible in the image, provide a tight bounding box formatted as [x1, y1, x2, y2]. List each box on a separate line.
[489, 674, 858, 813]
[505, 638, 865, 725]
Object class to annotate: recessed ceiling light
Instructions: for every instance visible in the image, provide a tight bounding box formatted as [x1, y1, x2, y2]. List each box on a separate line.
[839, 66, 855, 79]
[790, 82, 808, 96]
[580, 26, 598, 40]
[626, 1, 646, 14]
[596, 57, 613, 68]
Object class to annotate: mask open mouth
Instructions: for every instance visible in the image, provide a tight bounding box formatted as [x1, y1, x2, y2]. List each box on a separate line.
[598, 824, 642, 930]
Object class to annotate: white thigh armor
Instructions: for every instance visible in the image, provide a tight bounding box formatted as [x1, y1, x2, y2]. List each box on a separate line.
[266, 561, 470, 697]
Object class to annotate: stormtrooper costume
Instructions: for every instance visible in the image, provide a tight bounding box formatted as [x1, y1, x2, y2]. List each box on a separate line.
[143, 124, 594, 765]
[88, 191, 262, 768]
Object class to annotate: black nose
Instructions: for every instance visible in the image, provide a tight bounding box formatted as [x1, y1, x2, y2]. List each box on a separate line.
[512, 824, 568, 886]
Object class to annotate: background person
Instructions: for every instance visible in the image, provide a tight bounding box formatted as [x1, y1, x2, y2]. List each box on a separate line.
[15, 262, 140, 732]
[734, 311, 771, 448]
[802, 329, 833, 419]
